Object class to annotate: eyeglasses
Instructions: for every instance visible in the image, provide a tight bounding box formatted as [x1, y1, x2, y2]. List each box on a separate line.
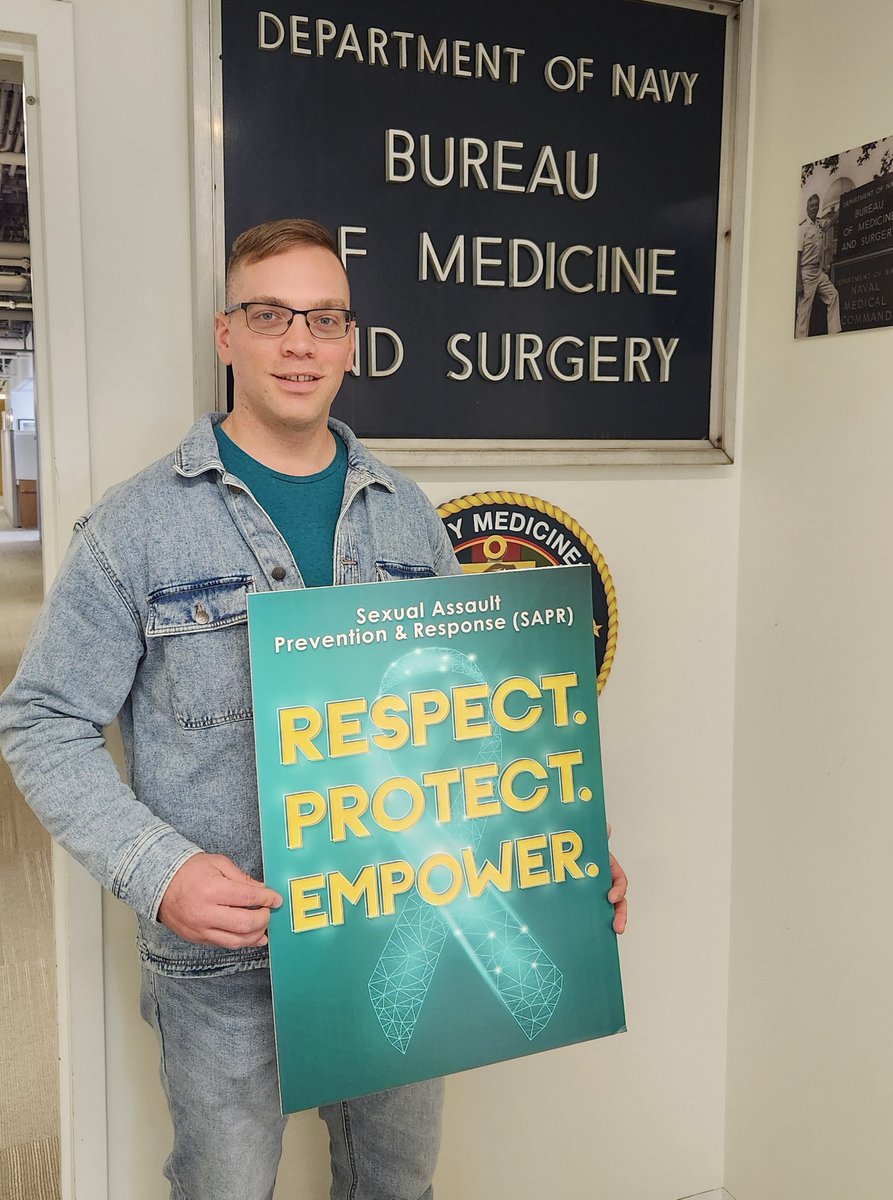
[224, 302, 356, 339]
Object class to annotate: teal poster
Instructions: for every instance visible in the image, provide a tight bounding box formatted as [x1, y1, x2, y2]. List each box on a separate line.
[247, 566, 625, 1113]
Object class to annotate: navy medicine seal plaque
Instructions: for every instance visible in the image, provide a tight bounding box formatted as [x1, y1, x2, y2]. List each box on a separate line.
[438, 492, 617, 693]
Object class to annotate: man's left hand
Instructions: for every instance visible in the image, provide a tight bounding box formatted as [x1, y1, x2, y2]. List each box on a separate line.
[608, 853, 628, 934]
[606, 824, 628, 934]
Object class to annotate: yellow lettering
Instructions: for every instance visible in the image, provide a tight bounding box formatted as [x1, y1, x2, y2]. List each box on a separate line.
[516, 834, 550, 888]
[500, 757, 549, 812]
[452, 682, 493, 741]
[416, 852, 464, 906]
[279, 705, 323, 764]
[547, 749, 584, 801]
[540, 671, 578, 726]
[370, 694, 410, 750]
[463, 761, 501, 818]
[409, 688, 451, 746]
[371, 776, 425, 832]
[328, 865, 381, 926]
[378, 859, 416, 915]
[491, 676, 543, 731]
[290, 874, 328, 931]
[326, 696, 369, 758]
[421, 766, 461, 822]
[284, 790, 326, 849]
[549, 830, 585, 881]
[461, 840, 514, 897]
[328, 784, 371, 842]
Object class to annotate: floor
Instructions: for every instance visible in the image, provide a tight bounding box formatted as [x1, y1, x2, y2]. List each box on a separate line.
[0, 511, 61, 1198]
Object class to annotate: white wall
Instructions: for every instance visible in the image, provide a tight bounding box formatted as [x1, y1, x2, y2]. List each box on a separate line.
[66, 0, 200, 1188]
[429, 468, 737, 1200]
[726, 2, 893, 1198]
[72, 0, 195, 487]
[66, 2, 739, 1196]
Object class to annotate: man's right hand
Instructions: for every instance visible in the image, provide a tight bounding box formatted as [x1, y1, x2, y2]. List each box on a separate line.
[157, 853, 283, 948]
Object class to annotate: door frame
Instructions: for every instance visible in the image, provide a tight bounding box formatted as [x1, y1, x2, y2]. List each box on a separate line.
[0, 3, 105, 1198]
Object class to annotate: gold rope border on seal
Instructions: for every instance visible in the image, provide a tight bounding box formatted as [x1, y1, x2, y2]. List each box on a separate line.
[437, 492, 618, 694]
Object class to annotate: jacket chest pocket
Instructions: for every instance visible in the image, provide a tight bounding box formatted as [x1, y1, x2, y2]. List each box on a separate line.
[375, 560, 437, 582]
[146, 576, 255, 729]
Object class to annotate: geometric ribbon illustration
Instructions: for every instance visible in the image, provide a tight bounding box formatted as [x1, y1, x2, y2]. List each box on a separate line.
[452, 904, 563, 1042]
[368, 893, 448, 1055]
[367, 647, 563, 1054]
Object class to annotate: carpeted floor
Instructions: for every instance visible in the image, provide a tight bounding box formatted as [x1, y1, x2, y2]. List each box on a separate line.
[0, 512, 60, 1199]
[0, 1138, 60, 1200]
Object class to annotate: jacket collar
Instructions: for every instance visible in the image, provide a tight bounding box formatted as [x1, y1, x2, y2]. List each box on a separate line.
[173, 412, 396, 493]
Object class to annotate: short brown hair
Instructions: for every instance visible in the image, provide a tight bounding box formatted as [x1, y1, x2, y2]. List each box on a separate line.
[225, 218, 341, 303]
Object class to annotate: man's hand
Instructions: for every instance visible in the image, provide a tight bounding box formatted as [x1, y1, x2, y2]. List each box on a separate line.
[606, 824, 628, 935]
[157, 853, 283, 948]
[608, 853, 628, 934]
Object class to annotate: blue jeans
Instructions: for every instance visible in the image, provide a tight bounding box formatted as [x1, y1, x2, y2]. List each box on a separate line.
[140, 967, 444, 1200]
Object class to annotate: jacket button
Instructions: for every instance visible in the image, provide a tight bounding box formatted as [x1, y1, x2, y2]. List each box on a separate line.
[271, 566, 287, 581]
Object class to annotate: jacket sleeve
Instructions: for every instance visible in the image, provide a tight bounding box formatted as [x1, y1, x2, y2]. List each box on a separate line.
[0, 525, 202, 920]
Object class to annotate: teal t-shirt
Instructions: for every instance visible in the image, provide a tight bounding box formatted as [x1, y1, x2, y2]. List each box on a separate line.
[214, 423, 348, 587]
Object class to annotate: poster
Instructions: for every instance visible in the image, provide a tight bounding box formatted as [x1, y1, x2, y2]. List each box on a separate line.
[247, 566, 625, 1113]
[215, 0, 734, 451]
[796, 134, 893, 338]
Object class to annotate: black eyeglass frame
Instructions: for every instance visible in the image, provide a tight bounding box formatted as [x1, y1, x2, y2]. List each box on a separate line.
[223, 302, 357, 339]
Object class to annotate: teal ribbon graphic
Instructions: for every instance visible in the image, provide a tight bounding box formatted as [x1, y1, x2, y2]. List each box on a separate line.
[367, 648, 563, 1054]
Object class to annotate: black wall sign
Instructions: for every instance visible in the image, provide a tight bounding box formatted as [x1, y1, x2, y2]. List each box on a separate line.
[835, 252, 893, 334]
[219, 0, 729, 447]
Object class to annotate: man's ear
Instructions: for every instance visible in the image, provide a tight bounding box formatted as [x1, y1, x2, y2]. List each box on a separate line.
[214, 311, 233, 366]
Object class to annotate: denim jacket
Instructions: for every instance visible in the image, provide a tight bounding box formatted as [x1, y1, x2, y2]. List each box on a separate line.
[0, 414, 460, 975]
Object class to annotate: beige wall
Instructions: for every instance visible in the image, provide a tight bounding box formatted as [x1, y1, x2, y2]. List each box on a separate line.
[69, 1, 740, 1197]
[726, 2, 893, 1197]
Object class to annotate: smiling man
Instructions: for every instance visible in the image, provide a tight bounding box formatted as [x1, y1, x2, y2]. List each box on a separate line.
[0, 219, 628, 1200]
[217, 230, 357, 466]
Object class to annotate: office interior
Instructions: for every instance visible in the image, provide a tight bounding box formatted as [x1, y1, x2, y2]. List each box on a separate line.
[1, 1, 890, 1198]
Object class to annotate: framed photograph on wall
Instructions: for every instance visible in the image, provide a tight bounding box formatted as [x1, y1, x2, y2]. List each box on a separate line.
[795, 134, 893, 341]
[189, 0, 754, 464]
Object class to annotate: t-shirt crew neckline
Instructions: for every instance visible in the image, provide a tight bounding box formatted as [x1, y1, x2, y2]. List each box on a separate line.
[215, 423, 344, 483]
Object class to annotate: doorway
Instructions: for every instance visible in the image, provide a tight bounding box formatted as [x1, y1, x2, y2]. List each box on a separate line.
[0, 6, 100, 1198]
[0, 53, 59, 1200]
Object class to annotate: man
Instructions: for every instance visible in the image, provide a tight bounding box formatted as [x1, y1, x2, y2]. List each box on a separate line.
[796, 192, 841, 338]
[0, 219, 627, 1199]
